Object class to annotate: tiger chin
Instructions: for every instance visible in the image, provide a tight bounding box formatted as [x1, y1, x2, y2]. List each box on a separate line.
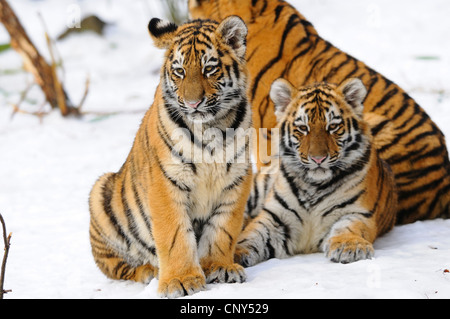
[89, 16, 253, 298]
[236, 78, 398, 266]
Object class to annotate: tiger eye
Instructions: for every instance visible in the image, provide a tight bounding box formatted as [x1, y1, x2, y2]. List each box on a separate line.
[204, 65, 216, 73]
[174, 68, 185, 76]
[299, 125, 308, 132]
[328, 123, 338, 131]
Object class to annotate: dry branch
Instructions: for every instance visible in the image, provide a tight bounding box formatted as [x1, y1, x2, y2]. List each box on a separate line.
[0, 0, 80, 116]
[0, 213, 12, 299]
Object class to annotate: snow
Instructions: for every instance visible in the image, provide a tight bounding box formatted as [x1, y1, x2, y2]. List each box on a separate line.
[0, 0, 449, 299]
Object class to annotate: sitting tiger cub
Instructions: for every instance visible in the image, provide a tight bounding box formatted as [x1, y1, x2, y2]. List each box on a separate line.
[89, 16, 253, 298]
[236, 78, 397, 265]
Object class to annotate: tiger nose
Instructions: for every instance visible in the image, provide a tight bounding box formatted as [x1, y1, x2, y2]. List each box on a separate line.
[185, 100, 201, 109]
[311, 156, 327, 164]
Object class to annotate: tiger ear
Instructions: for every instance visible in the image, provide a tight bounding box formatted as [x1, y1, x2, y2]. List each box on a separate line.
[216, 15, 247, 59]
[339, 78, 367, 117]
[148, 18, 178, 49]
[270, 78, 296, 120]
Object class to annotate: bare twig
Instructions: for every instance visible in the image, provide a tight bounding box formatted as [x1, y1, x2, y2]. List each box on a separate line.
[79, 108, 148, 118]
[0, 0, 79, 116]
[10, 78, 35, 120]
[77, 74, 91, 111]
[37, 12, 71, 116]
[0, 213, 12, 299]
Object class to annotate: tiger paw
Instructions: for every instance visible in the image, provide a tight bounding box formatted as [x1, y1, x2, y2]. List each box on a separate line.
[205, 263, 246, 284]
[324, 235, 374, 264]
[134, 264, 158, 284]
[234, 245, 259, 267]
[157, 273, 206, 298]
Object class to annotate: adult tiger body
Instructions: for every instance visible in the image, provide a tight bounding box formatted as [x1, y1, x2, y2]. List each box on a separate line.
[188, 0, 450, 224]
[236, 78, 397, 265]
[89, 16, 252, 298]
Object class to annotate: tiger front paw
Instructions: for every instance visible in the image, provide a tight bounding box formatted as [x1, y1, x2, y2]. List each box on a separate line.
[324, 234, 374, 264]
[205, 263, 246, 284]
[157, 273, 206, 298]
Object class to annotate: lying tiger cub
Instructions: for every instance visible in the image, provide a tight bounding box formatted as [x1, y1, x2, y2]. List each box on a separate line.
[237, 78, 398, 265]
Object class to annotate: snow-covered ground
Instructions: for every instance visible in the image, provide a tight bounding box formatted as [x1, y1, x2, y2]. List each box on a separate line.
[0, 0, 449, 299]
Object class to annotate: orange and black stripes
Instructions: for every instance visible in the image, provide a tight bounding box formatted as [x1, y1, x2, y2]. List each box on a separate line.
[89, 16, 252, 298]
[236, 79, 397, 266]
[189, 0, 450, 225]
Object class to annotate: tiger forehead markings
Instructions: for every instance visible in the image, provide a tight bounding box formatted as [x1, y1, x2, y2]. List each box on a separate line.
[89, 16, 253, 299]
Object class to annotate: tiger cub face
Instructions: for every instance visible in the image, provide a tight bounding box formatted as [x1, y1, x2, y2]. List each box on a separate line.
[148, 16, 248, 124]
[270, 78, 370, 182]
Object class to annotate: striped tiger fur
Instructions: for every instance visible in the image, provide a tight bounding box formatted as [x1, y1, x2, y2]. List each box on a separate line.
[188, 0, 450, 224]
[236, 78, 398, 265]
[89, 16, 253, 298]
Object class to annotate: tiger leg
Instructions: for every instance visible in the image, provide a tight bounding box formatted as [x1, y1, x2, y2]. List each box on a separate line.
[152, 210, 206, 297]
[149, 181, 205, 298]
[235, 207, 295, 267]
[199, 211, 247, 284]
[89, 173, 157, 283]
[153, 215, 205, 297]
[322, 214, 377, 264]
[199, 174, 252, 284]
